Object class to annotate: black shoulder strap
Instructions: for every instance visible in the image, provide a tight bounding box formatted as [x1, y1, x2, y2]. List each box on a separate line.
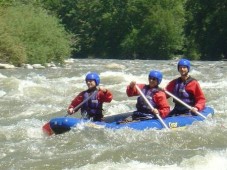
[185, 76, 196, 85]
[144, 85, 160, 91]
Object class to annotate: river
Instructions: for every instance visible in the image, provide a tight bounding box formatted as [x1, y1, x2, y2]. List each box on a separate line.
[0, 59, 227, 170]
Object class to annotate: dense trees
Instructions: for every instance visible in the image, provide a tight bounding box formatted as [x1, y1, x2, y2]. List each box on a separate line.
[41, 0, 227, 60]
[42, 0, 185, 60]
[122, 0, 185, 59]
[0, 1, 72, 66]
[185, 0, 227, 60]
[0, 0, 226, 65]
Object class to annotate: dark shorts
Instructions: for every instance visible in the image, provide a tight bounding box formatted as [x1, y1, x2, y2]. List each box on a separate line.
[168, 108, 196, 117]
[91, 114, 103, 122]
[81, 112, 103, 122]
[132, 111, 155, 120]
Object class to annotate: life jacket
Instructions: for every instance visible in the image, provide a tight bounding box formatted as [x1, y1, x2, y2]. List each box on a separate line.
[81, 90, 103, 116]
[136, 85, 159, 113]
[173, 76, 195, 110]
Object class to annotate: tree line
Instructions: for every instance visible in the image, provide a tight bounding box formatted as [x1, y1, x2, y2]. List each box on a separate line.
[0, 0, 226, 66]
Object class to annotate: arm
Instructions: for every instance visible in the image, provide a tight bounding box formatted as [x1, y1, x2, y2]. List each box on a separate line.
[165, 79, 177, 98]
[97, 87, 113, 103]
[153, 91, 170, 118]
[67, 92, 84, 114]
[186, 81, 206, 111]
[126, 82, 145, 97]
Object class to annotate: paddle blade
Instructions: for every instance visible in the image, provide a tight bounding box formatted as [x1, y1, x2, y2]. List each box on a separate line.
[42, 122, 54, 136]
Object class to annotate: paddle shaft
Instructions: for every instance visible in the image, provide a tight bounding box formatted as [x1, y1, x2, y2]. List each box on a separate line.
[43, 90, 98, 136]
[65, 90, 98, 116]
[135, 85, 169, 129]
[163, 89, 206, 119]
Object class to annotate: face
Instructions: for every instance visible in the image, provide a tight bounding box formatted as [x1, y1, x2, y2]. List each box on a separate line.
[86, 80, 96, 89]
[148, 77, 158, 88]
[178, 66, 189, 76]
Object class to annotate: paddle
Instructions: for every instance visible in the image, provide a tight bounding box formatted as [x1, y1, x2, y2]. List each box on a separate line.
[42, 90, 98, 136]
[135, 85, 169, 129]
[160, 88, 207, 119]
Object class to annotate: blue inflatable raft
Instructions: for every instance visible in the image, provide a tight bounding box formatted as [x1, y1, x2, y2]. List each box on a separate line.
[49, 106, 214, 134]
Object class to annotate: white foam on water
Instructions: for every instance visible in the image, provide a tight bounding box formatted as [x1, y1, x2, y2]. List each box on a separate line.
[0, 118, 45, 140]
[0, 73, 7, 78]
[0, 90, 6, 97]
[62, 149, 227, 170]
[1, 59, 227, 170]
[104, 103, 132, 116]
[180, 149, 227, 170]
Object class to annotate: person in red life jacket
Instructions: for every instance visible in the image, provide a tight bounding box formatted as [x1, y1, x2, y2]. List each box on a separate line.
[67, 72, 113, 121]
[165, 59, 206, 116]
[126, 70, 170, 120]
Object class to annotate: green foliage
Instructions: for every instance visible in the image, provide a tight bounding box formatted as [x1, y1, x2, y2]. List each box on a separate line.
[1, 0, 226, 61]
[42, 0, 185, 59]
[185, 0, 227, 60]
[0, 27, 27, 65]
[123, 0, 185, 59]
[0, 3, 72, 65]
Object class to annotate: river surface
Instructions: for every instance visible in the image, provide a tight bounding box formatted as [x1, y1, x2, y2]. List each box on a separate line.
[0, 59, 227, 170]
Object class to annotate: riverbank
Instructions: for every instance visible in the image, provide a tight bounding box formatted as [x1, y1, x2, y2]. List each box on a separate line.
[0, 59, 75, 69]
